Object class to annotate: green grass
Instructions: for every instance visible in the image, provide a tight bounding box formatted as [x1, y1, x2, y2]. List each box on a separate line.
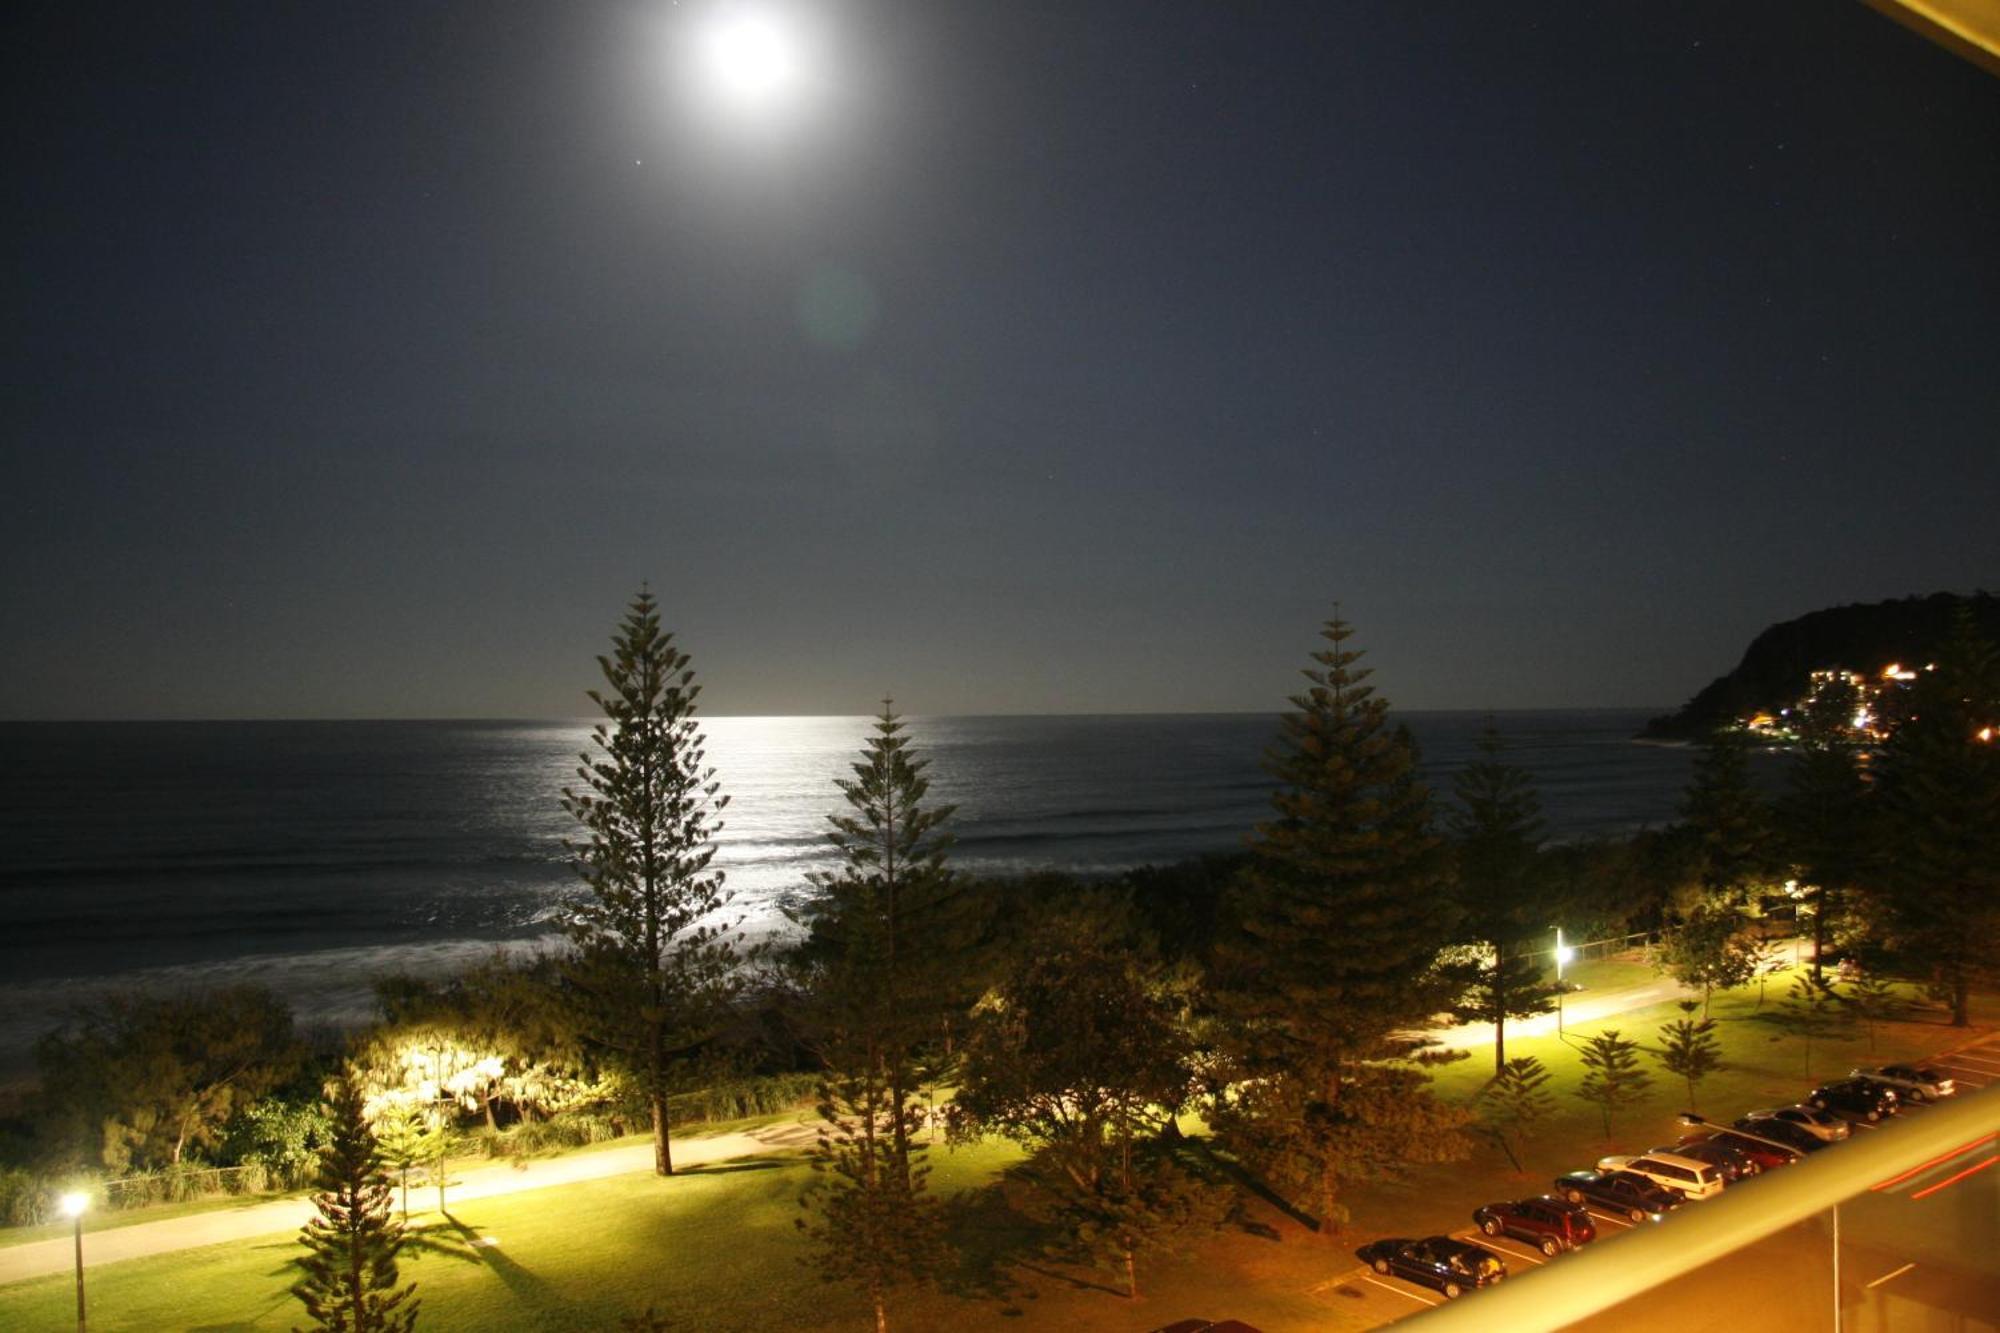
[2, 974, 1989, 1332]
[0, 1107, 812, 1251]
[1557, 957, 1657, 993]
[0, 1137, 1385, 1333]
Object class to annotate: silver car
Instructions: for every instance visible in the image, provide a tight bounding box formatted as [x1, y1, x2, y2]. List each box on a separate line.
[1851, 1064, 1958, 1102]
[1748, 1105, 1850, 1142]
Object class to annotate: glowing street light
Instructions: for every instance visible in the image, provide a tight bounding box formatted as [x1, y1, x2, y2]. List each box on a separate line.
[1555, 928, 1576, 1037]
[60, 1191, 88, 1332]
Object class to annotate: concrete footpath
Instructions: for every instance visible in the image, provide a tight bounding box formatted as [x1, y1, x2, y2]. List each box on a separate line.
[1426, 973, 1702, 1050]
[0, 1118, 816, 1285]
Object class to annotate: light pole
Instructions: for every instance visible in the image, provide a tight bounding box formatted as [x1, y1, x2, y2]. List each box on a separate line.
[1555, 928, 1576, 1037]
[60, 1191, 88, 1333]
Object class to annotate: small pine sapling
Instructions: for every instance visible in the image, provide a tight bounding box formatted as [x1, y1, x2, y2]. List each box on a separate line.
[1575, 1030, 1652, 1139]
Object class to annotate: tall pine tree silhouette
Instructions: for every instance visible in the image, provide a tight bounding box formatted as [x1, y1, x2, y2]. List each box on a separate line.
[1447, 724, 1562, 1074]
[1874, 610, 2000, 1026]
[1215, 611, 1466, 1228]
[1680, 727, 1776, 903]
[790, 703, 975, 1331]
[1778, 674, 1871, 983]
[563, 589, 746, 1175]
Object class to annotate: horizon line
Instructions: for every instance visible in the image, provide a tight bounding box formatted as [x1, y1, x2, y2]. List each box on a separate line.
[2, 705, 1671, 724]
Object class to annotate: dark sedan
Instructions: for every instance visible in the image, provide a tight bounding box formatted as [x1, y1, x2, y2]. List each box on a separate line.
[1677, 1130, 1798, 1174]
[1651, 1137, 1755, 1181]
[1733, 1115, 1831, 1154]
[1552, 1170, 1683, 1222]
[1356, 1236, 1508, 1298]
[1472, 1196, 1597, 1255]
[1809, 1077, 1902, 1121]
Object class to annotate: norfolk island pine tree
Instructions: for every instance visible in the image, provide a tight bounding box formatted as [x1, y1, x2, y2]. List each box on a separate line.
[1212, 611, 1469, 1230]
[788, 703, 981, 1332]
[1446, 723, 1562, 1075]
[561, 590, 750, 1177]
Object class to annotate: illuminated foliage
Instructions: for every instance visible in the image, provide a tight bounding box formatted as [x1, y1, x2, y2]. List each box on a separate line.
[1574, 1030, 1651, 1139]
[1656, 904, 1760, 1018]
[952, 919, 1225, 1299]
[1475, 1056, 1556, 1173]
[365, 1098, 435, 1222]
[1653, 1003, 1722, 1110]
[291, 1076, 419, 1333]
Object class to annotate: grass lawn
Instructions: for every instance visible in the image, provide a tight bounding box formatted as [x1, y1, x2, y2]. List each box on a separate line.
[1558, 956, 1658, 993]
[0, 1109, 812, 1251]
[0, 1135, 1389, 1333]
[2, 968, 1988, 1332]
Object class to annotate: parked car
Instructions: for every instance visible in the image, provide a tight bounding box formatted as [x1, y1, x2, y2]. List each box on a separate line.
[1752, 1104, 1851, 1142]
[1355, 1236, 1507, 1298]
[1680, 1129, 1798, 1173]
[1852, 1064, 1957, 1102]
[1552, 1170, 1684, 1221]
[1734, 1115, 1831, 1154]
[1594, 1151, 1727, 1200]
[1470, 1196, 1598, 1255]
[1807, 1078, 1901, 1121]
[1653, 1137, 1756, 1181]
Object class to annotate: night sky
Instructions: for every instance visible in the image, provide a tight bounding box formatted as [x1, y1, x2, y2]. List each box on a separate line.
[6, 1, 1997, 719]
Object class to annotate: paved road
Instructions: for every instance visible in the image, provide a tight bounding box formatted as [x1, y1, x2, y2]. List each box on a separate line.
[0, 1117, 817, 1285]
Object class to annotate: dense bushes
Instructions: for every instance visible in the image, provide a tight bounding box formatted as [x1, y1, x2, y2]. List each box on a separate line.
[669, 1072, 817, 1126]
[480, 1112, 624, 1160]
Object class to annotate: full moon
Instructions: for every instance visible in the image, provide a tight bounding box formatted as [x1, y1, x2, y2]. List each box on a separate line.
[703, 9, 800, 109]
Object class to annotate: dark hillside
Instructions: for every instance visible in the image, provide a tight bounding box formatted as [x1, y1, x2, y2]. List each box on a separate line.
[1642, 592, 2000, 739]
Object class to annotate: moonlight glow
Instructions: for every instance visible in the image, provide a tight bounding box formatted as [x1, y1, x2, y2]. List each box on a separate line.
[702, 9, 802, 110]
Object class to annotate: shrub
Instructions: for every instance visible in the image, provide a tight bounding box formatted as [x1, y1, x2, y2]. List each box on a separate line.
[667, 1073, 816, 1125]
[223, 1095, 333, 1191]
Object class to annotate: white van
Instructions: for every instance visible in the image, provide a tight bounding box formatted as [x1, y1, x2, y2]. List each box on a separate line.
[1595, 1151, 1727, 1201]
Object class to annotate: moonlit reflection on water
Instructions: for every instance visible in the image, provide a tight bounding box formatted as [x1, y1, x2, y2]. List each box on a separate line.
[0, 711, 1703, 1074]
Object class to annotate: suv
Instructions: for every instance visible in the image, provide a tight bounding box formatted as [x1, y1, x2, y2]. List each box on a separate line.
[1595, 1151, 1726, 1201]
[1471, 1196, 1597, 1255]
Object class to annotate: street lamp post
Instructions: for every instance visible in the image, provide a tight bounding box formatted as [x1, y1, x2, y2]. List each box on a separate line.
[60, 1191, 88, 1333]
[1555, 928, 1576, 1037]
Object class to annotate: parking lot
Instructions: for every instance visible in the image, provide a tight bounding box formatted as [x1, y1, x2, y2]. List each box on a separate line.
[1314, 1031, 2000, 1326]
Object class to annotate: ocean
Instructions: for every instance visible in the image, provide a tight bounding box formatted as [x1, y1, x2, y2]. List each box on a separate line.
[0, 711, 1702, 1073]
